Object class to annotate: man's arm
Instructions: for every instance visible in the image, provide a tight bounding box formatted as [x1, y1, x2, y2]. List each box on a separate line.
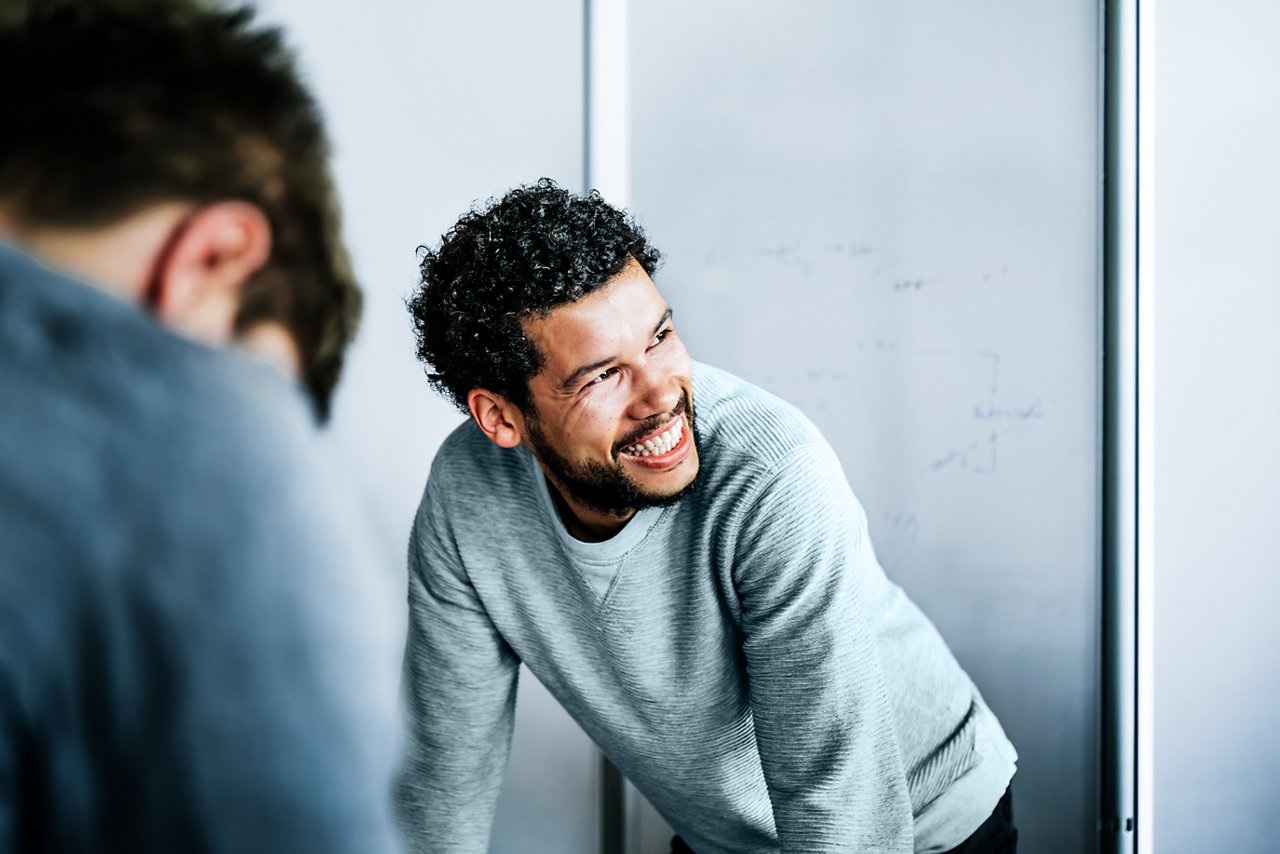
[733, 443, 913, 853]
[395, 472, 520, 854]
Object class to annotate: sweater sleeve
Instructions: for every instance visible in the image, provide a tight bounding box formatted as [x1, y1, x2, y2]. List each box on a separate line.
[733, 443, 913, 853]
[394, 470, 520, 854]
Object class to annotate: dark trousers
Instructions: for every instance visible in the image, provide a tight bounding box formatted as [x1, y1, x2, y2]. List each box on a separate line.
[940, 786, 1017, 854]
[669, 786, 1017, 854]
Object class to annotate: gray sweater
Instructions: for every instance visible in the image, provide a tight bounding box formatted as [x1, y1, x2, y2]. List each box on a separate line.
[397, 363, 1015, 853]
[0, 241, 402, 853]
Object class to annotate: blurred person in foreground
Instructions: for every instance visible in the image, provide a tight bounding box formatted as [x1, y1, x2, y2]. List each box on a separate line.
[0, 3, 401, 852]
[397, 180, 1018, 854]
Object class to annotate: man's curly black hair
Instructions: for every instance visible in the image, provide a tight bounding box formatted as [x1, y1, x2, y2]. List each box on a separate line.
[409, 179, 663, 413]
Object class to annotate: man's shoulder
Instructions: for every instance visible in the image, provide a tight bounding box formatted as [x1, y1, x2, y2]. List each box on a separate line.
[0, 241, 393, 691]
[0, 240, 175, 395]
[429, 417, 527, 486]
[0, 239, 307, 443]
[0, 240, 349, 571]
[413, 420, 547, 561]
[692, 361, 830, 475]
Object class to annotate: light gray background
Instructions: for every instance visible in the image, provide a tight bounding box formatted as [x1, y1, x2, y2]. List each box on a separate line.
[1153, 1, 1280, 850]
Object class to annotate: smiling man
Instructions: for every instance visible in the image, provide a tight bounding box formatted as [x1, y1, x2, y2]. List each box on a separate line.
[397, 180, 1018, 854]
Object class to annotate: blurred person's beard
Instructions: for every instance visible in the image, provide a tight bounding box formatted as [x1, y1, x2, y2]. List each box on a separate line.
[525, 391, 700, 518]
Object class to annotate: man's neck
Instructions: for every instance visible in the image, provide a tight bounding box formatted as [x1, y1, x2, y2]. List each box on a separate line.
[543, 475, 635, 543]
[238, 321, 302, 378]
[0, 203, 190, 302]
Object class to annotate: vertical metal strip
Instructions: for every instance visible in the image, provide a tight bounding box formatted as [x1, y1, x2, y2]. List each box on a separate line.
[585, 3, 632, 851]
[584, 0, 630, 205]
[583, 0, 591, 196]
[1102, 0, 1140, 852]
[600, 754, 626, 854]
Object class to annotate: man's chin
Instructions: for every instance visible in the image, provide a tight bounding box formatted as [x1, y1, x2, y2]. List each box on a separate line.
[626, 464, 700, 511]
[555, 459, 699, 519]
[527, 405, 700, 518]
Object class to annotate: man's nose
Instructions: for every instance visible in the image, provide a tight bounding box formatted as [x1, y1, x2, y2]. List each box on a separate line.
[628, 362, 680, 421]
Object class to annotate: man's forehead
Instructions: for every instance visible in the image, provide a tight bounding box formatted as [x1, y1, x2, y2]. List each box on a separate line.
[523, 265, 669, 381]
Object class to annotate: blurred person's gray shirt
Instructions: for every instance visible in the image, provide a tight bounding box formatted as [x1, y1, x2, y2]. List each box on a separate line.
[0, 241, 402, 853]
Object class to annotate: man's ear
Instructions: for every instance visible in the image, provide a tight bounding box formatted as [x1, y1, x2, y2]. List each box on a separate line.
[467, 389, 526, 449]
[149, 201, 272, 345]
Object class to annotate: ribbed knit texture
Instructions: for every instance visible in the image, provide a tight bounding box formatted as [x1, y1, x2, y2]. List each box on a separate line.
[397, 363, 1015, 854]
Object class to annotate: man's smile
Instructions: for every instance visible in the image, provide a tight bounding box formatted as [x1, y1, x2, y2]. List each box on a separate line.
[617, 412, 692, 469]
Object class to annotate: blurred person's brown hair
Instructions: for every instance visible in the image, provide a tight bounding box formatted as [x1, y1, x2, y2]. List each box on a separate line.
[0, 0, 360, 420]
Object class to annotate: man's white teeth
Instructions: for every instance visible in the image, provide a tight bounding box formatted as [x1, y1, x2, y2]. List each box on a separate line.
[624, 418, 683, 456]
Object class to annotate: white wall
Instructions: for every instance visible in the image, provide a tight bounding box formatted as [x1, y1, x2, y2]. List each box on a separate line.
[1153, 1, 1280, 850]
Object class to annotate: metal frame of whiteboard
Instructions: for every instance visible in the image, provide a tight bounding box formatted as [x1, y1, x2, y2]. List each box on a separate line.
[1103, 0, 1157, 852]
[584, 0, 629, 208]
[584, 1, 634, 850]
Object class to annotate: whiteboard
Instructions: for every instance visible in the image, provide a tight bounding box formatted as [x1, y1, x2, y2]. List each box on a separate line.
[628, 2, 1102, 851]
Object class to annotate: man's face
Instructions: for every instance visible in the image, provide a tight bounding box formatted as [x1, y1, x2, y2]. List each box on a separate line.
[520, 259, 700, 519]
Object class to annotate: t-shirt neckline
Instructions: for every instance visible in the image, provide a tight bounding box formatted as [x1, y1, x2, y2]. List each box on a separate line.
[522, 447, 665, 562]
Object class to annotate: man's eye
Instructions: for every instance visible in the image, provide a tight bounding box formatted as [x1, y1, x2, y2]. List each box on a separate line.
[588, 368, 616, 387]
[650, 328, 671, 347]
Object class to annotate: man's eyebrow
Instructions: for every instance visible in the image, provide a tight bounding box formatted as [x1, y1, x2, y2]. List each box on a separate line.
[559, 306, 674, 392]
[561, 356, 616, 392]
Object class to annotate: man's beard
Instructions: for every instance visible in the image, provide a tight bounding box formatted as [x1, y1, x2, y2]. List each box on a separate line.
[525, 391, 700, 518]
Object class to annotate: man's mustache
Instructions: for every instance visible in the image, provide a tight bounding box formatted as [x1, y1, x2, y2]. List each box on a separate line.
[613, 393, 690, 456]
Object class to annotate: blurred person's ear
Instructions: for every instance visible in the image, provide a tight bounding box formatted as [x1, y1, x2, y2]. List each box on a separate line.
[148, 201, 271, 346]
